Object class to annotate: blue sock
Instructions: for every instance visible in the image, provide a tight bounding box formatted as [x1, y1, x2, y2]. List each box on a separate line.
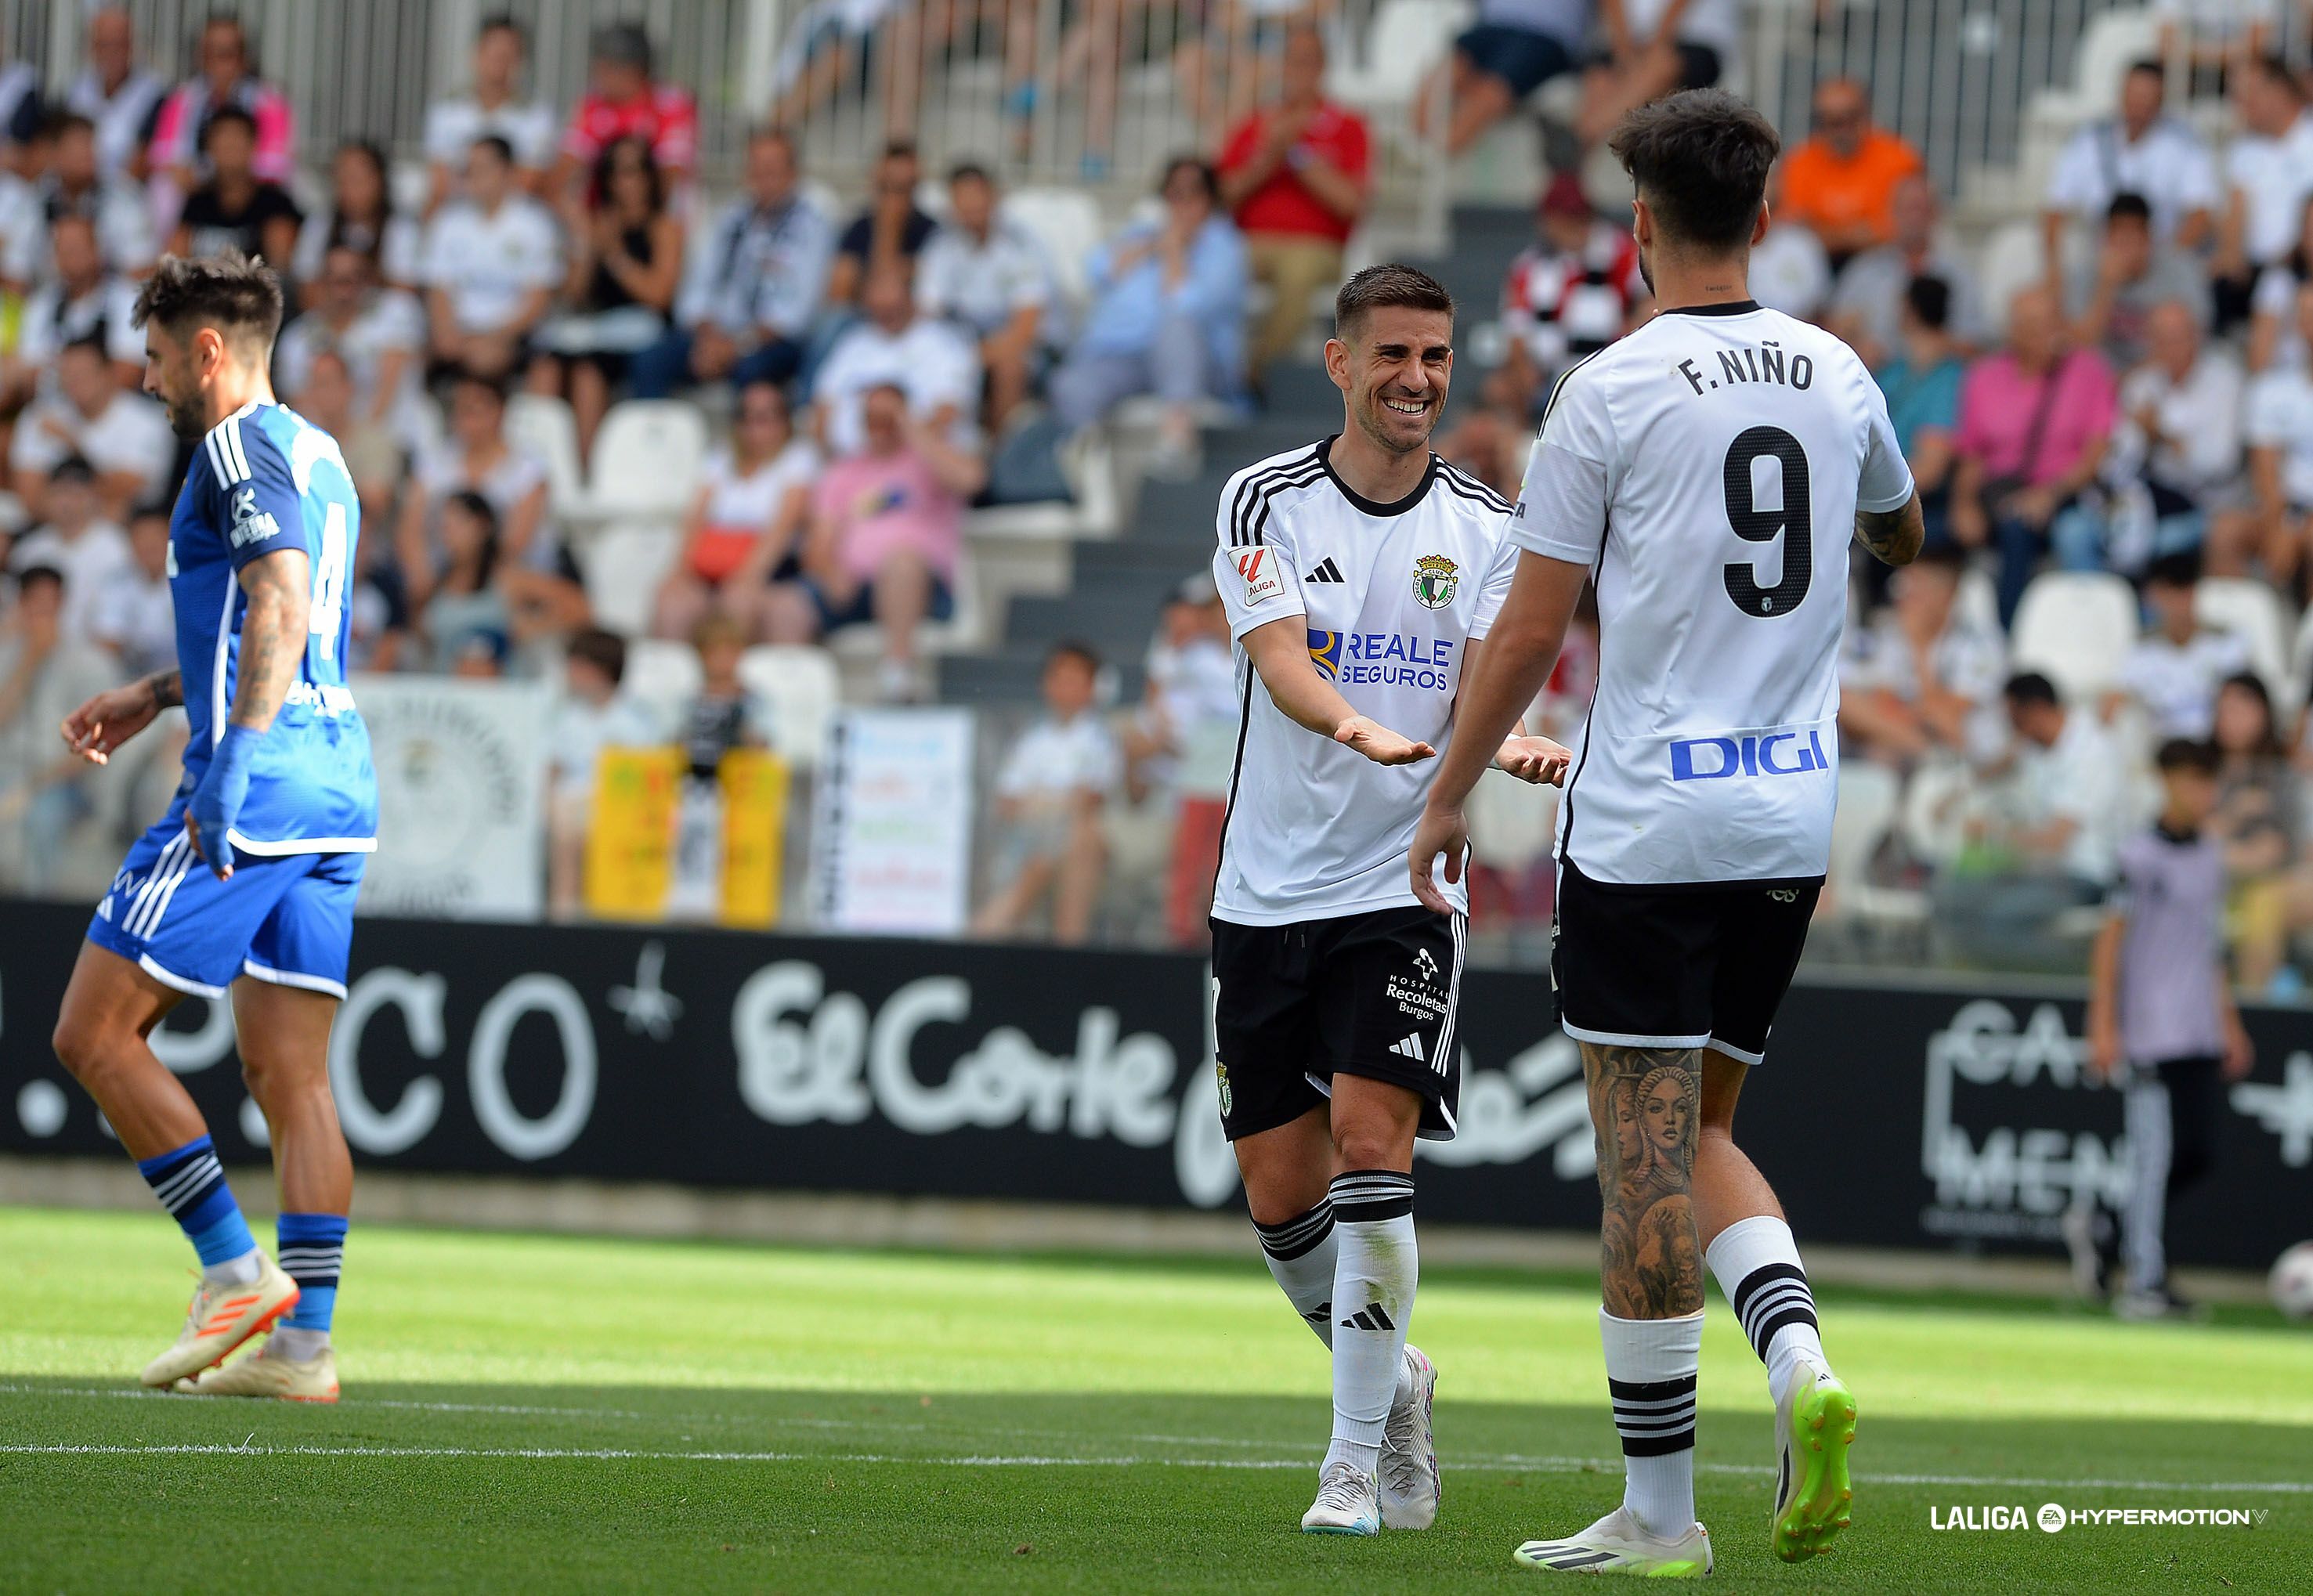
[136, 1135, 257, 1269]
[276, 1213, 347, 1334]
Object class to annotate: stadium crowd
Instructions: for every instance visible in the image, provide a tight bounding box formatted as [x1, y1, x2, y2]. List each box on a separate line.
[6, 5, 2313, 985]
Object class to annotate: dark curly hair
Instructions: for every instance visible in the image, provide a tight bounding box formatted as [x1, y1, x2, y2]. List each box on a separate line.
[131, 249, 285, 355]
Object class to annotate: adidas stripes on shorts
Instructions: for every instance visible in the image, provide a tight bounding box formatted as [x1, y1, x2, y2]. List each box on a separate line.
[1209, 905, 1465, 1144]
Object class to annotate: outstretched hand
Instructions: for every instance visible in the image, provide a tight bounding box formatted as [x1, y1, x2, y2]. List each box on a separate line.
[1495, 734, 1572, 785]
[1334, 715, 1437, 767]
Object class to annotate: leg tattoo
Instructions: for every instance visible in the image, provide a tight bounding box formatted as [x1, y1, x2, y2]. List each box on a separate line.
[1584, 1042, 1704, 1319]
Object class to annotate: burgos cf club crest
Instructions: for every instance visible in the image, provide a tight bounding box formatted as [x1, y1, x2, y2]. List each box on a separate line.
[1411, 554, 1459, 610]
[1215, 1062, 1233, 1116]
[1306, 628, 1343, 678]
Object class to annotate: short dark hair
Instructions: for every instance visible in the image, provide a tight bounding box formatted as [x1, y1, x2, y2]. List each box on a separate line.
[446, 488, 497, 531]
[452, 367, 511, 406]
[594, 134, 664, 214]
[2004, 671, 2061, 708]
[1609, 88, 1781, 254]
[591, 21, 652, 74]
[479, 13, 526, 45]
[15, 562, 64, 595]
[1159, 155, 1219, 204]
[49, 453, 96, 486]
[566, 626, 627, 685]
[132, 250, 286, 354]
[2156, 737, 2221, 775]
[949, 161, 992, 187]
[2126, 58, 2163, 81]
[1047, 638, 1101, 673]
[2106, 191, 2153, 226]
[58, 333, 109, 363]
[1904, 273, 1951, 330]
[2144, 549, 2202, 589]
[1334, 263, 1455, 341]
[469, 133, 515, 168]
[882, 138, 918, 162]
[201, 103, 257, 152]
[49, 110, 96, 142]
[1910, 541, 1966, 576]
[2250, 52, 2301, 95]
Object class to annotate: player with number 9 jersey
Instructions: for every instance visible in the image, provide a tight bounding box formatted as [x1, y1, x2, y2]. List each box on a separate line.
[86, 399, 375, 995]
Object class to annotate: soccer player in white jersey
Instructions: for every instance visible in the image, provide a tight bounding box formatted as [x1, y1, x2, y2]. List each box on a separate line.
[1212, 264, 1570, 1536]
[1409, 92, 1924, 1576]
[50, 253, 374, 1403]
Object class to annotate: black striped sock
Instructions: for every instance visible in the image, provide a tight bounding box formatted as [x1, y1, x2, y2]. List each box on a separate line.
[1328, 1169, 1413, 1223]
[1732, 1262, 1819, 1365]
[1609, 1373, 1698, 1457]
[1252, 1200, 1334, 1262]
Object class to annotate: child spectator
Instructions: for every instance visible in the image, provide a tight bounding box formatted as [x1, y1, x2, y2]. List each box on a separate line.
[652, 380, 819, 641]
[679, 612, 772, 782]
[2110, 552, 2253, 738]
[2079, 738, 2253, 1319]
[973, 640, 1119, 945]
[169, 107, 302, 266]
[544, 626, 662, 919]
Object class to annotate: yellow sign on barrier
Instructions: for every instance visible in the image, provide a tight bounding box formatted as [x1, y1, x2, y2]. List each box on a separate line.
[584, 747, 786, 926]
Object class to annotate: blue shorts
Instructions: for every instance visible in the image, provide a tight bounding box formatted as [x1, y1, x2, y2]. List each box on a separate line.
[1457, 22, 1578, 98]
[86, 799, 369, 1001]
[801, 573, 955, 633]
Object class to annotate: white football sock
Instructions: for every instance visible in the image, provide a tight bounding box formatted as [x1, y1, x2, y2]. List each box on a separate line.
[1601, 1307, 1703, 1542]
[1705, 1215, 1827, 1406]
[202, 1248, 262, 1287]
[1253, 1201, 1337, 1349]
[268, 1325, 330, 1362]
[1321, 1170, 1417, 1477]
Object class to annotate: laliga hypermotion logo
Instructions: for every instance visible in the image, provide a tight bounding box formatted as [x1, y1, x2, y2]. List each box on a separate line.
[1307, 629, 1343, 679]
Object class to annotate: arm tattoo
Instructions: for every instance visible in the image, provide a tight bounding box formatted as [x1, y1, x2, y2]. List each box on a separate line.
[1581, 1042, 1704, 1319]
[1855, 496, 1926, 569]
[146, 670, 183, 710]
[229, 549, 311, 732]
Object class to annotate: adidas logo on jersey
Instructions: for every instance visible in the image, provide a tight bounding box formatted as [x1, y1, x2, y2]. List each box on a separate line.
[1306, 557, 1346, 583]
[1389, 1033, 1427, 1063]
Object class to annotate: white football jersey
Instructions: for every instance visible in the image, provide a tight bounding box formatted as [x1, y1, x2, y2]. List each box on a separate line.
[1514, 301, 1915, 886]
[1213, 439, 1519, 924]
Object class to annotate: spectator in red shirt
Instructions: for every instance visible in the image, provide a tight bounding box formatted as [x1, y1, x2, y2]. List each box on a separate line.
[1495, 172, 1646, 417]
[1216, 25, 1368, 387]
[554, 23, 696, 204]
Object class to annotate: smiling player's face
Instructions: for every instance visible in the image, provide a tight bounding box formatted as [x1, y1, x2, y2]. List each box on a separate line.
[1334, 305, 1452, 459]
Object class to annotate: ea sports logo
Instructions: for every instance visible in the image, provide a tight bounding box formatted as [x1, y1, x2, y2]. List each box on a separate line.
[1411, 554, 1459, 609]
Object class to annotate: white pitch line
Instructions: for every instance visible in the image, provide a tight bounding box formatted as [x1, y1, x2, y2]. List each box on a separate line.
[1, 1440, 2308, 1493]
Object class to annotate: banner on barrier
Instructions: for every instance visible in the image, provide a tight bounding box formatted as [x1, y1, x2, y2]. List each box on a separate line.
[809, 708, 974, 935]
[585, 749, 788, 927]
[352, 674, 547, 921]
[0, 904, 2305, 1269]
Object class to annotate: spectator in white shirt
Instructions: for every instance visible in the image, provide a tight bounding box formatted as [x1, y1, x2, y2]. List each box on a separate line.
[0, 154, 43, 294]
[2043, 59, 2218, 262]
[7, 457, 133, 646]
[6, 215, 143, 403]
[2109, 552, 2253, 738]
[2214, 52, 2313, 326]
[9, 338, 173, 522]
[2097, 302, 2243, 574]
[424, 14, 557, 215]
[973, 640, 1120, 945]
[1839, 544, 2008, 767]
[653, 380, 821, 641]
[1998, 670, 2127, 889]
[917, 162, 1056, 432]
[1831, 173, 1988, 365]
[89, 504, 175, 678]
[292, 139, 423, 302]
[634, 127, 832, 398]
[35, 112, 157, 276]
[2246, 193, 2313, 374]
[544, 626, 663, 919]
[814, 264, 982, 460]
[64, 7, 165, 184]
[421, 135, 561, 381]
[2227, 279, 2313, 580]
[0, 564, 117, 894]
[274, 244, 430, 455]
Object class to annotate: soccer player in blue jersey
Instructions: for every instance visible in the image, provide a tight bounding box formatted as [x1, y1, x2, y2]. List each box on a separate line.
[50, 252, 373, 1403]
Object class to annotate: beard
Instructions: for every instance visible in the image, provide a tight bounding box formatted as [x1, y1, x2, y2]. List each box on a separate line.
[1359, 390, 1437, 456]
[164, 389, 208, 440]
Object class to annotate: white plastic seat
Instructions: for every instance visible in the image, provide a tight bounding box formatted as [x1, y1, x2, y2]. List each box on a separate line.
[506, 393, 589, 527]
[2196, 576, 2296, 708]
[1001, 188, 1106, 306]
[737, 645, 843, 771]
[1826, 761, 1899, 917]
[2009, 570, 2140, 702]
[620, 637, 703, 729]
[1975, 220, 2056, 334]
[1329, 0, 1470, 112]
[580, 522, 682, 637]
[588, 400, 709, 522]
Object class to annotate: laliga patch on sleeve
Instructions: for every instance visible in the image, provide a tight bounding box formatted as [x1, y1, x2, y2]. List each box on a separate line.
[1236, 548, 1285, 606]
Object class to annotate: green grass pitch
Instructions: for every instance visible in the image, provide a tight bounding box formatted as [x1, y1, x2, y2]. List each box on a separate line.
[2, 1208, 2308, 1593]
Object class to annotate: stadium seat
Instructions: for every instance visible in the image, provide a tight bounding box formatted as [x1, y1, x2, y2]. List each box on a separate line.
[620, 637, 703, 729]
[507, 393, 590, 529]
[1002, 188, 1105, 305]
[1827, 760, 1931, 933]
[1329, 0, 1469, 114]
[2009, 570, 2139, 700]
[738, 645, 843, 771]
[2196, 577, 2297, 708]
[588, 401, 709, 522]
[1975, 220, 2055, 334]
[582, 522, 683, 637]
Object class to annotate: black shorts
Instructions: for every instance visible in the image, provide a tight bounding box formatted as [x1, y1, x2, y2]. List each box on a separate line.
[1585, 41, 1723, 91]
[1552, 860, 1820, 1065]
[1457, 23, 1578, 99]
[1211, 905, 1465, 1143]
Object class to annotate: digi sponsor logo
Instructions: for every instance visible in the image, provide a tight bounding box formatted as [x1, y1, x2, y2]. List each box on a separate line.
[1669, 728, 1832, 781]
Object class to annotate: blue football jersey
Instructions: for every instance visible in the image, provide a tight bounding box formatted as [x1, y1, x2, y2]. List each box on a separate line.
[170, 401, 377, 852]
